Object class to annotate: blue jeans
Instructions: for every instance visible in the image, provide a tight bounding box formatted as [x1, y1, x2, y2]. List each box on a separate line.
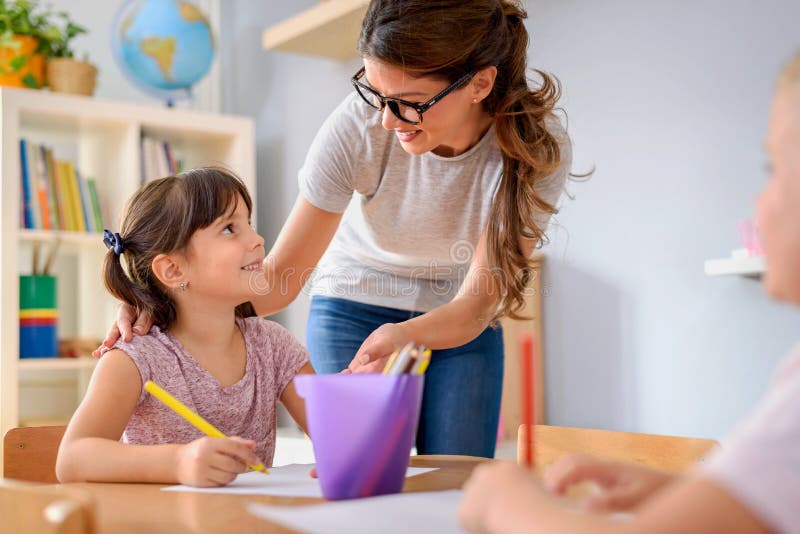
[307, 295, 504, 457]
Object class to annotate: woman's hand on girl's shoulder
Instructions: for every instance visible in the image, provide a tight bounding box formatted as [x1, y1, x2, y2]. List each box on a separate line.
[92, 303, 153, 357]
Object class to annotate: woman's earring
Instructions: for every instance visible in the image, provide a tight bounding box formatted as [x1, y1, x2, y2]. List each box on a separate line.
[472, 98, 478, 104]
[179, 281, 187, 292]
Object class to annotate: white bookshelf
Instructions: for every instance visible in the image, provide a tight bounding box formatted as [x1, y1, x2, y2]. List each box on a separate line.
[0, 87, 255, 465]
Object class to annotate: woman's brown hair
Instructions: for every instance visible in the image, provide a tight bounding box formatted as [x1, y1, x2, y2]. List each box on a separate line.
[359, 0, 564, 319]
[102, 167, 256, 330]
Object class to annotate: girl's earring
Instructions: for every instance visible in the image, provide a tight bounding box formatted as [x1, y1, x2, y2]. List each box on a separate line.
[472, 98, 478, 104]
[179, 281, 187, 292]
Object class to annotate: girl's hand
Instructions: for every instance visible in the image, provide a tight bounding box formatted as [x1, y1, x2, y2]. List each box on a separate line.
[175, 436, 262, 487]
[543, 454, 676, 512]
[92, 303, 153, 357]
[459, 461, 542, 533]
[347, 323, 410, 373]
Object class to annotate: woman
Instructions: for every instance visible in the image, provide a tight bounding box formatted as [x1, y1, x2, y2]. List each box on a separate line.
[100, 0, 572, 458]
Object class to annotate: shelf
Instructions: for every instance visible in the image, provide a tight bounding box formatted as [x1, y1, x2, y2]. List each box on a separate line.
[262, 0, 369, 60]
[18, 357, 97, 371]
[18, 229, 103, 247]
[704, 255, 765, 277]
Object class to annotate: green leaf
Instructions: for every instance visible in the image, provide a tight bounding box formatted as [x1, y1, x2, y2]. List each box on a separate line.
[9, 53, 26, 71]
[22, 72, 38, 88]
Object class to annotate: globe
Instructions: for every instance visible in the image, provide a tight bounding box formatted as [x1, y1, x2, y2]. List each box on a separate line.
[112, 0, 215, 103]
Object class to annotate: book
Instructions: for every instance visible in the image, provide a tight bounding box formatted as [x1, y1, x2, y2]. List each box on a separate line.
[19, 139, 34, 229]
[64, 162, 86, 233]
[76, 170, 93, 233]
[31, 143, 52, 230]
[44, 147, 64, 231]
[86, 179, 104, 232]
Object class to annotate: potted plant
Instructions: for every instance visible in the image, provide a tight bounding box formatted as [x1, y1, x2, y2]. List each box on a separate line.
[0, 0, 96, 95]
[0, 0, 48, 88]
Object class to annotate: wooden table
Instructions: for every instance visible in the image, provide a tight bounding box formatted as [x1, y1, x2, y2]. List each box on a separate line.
[65, 455, 487, 533]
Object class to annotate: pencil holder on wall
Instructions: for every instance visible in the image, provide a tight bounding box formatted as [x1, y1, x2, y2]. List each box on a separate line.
[19, 275, 58, 358]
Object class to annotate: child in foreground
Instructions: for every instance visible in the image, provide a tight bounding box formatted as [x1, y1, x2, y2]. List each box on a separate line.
[459, 51, 800, 534]
[57, 167, 313, 487]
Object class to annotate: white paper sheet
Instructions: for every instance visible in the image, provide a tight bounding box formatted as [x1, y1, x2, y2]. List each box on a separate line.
[162, 463, 438, 497]
[247, 489, 466, 534]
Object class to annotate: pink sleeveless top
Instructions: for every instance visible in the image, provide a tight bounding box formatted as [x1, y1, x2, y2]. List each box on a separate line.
[113, 317, 308, 465]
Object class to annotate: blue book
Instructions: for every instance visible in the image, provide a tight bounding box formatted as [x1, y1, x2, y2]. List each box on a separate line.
[19, 139, 34, 229]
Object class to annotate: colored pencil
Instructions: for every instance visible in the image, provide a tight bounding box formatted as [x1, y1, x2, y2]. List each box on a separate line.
[521, 333, 535, 469]
[143, 380, 269, 475]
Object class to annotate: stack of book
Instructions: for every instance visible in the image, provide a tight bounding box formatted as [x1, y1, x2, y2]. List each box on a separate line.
[19, 138, 104, 233]
[141, 135, 183, 183]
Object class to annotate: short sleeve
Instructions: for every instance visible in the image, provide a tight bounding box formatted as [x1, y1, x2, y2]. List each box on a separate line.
[253, 319, 310, 397]
[699, 352, 800, 533]
[112, 336, 155, 406]
[298, 93, 367, 213]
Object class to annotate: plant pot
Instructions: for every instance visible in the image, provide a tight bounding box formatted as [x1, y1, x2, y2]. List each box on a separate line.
[46, 57, 97, 96]
[0, 35, 45, 89]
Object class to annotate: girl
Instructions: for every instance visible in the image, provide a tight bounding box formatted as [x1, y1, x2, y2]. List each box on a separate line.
[458, 52, 800, 534]
[99, 0, 573, 459]
[57, 167, 313, 487]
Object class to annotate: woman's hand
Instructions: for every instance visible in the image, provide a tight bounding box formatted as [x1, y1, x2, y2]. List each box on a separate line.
[347, 323, 410, 373]
[92, 303, 153, 357]
[459, 461, 542, 533]
[543, 454, 676, 512]
[175, 436, 261, 487]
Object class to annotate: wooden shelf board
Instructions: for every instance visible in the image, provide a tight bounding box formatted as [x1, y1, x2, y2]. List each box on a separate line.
[704, 255, 765, 277]
[262, 0, 369, 60]
[18, 357, 97, 371]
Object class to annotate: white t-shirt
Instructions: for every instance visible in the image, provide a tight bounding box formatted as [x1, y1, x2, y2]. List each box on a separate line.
[701, 347, 800, 533]
[299, 92, 572, 312]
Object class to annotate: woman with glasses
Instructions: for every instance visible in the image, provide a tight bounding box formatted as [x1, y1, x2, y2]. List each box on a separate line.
[100, 0, 572, 458]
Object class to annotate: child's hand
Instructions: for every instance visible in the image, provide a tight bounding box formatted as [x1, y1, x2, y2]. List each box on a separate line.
[543, 453, 676, 512]
[459, 461, 542, 533]
[175, 436, 261, 487]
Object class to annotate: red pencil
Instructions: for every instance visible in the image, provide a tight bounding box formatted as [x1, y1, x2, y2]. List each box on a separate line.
[521, 333, 535, 469]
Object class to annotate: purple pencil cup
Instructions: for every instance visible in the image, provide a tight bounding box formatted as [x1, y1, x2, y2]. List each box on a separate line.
[294, 373, 424, 501]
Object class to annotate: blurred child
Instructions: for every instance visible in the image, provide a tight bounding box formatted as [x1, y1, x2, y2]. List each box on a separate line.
[459, 51, 800, 534]
[57, 167, 313, 487]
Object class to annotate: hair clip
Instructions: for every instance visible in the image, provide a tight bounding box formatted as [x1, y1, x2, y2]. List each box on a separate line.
[103, 229, 125, 256]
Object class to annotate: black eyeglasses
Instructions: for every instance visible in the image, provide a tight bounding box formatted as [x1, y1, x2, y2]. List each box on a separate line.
[351, 67, 476, 125]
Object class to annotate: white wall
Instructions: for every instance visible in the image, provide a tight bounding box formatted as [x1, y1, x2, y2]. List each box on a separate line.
[222, 1, 800, 440]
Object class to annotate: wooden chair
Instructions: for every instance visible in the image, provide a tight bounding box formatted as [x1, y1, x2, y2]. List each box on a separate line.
[3, 425, 66, 482]
[518, 424, 718, 472]
[0, 479, 94, 534]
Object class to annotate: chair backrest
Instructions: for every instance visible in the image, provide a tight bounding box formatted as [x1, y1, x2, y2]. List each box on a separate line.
[3, 425, 66, 482]
[517, 424, 718, 472]
[0, 479, 94, 534]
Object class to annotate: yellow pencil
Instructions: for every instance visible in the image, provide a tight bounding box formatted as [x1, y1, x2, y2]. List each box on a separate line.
[414, 349, 432, 375]
[143, 380, 269, 475]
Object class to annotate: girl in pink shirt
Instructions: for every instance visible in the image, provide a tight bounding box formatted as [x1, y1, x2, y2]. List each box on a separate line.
[56, 167, 314, 487]
[459, 51, 800, 534]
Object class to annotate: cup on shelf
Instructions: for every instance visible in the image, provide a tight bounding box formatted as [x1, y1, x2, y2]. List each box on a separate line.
[294, 373, 424, 500]
[19, 275, 58, 358]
